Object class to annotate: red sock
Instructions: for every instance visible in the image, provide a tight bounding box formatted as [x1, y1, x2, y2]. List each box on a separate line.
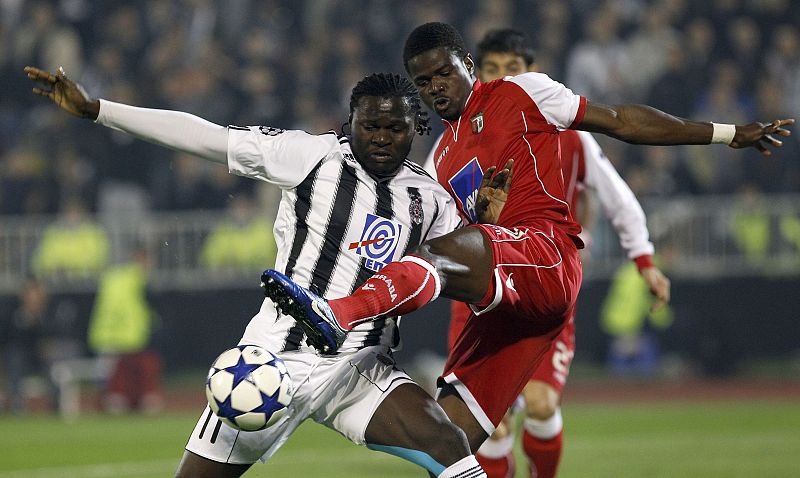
[476, 452, 515, 478]
[477, 433, 515, 478]
[328, 256, 440, 330]
[522, 428, 563, 478]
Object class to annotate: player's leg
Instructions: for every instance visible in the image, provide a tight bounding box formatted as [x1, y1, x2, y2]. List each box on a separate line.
[174, 451, 251, 478]
[520, 317, 575, 478]
[326, 225, 494, 329]
[472, 411, 517, 478]
[364, 382, 486, 478]
[449, 300, 517, 478]
[521, 380, 563, 478]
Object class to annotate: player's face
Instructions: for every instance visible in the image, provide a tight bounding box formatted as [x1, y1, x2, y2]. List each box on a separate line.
[478, 52, 531, 82]
[350, 96, 416, 176]
[407, 47, 475, 121]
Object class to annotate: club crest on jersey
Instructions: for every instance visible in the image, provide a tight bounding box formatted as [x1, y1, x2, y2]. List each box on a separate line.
[349, 214, 403, 271]
[409, 191, 424, 225]
[448, 157, 483, 223]
[470, 112, 484, 134]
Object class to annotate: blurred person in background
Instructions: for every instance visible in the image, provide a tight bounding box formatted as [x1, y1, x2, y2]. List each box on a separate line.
[434, 28, 670, 478]
[31, 196, 109, 279]
[88, 243, 163, 414]
[1, 277, 55, 413]
[564, 5, 629, 105]
[0, 144, 52, 215]
[729, 183, 771, 267]
[601, 259, 674, 377]
[200, 194, 277, 272]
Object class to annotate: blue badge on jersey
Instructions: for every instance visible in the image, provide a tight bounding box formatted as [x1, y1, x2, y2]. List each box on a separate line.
[447, 158, 483, 223]
[349, 214, 403, 272]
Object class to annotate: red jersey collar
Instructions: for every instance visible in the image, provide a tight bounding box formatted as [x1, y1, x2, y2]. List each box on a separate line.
[441, 79, 482, 142]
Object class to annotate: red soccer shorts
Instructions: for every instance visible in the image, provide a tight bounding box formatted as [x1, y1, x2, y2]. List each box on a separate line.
[449, 303, 576, 394]
[438, 223, 581, 434]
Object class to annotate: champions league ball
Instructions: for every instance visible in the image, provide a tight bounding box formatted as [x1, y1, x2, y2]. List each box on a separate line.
[205, 345, 293, 431]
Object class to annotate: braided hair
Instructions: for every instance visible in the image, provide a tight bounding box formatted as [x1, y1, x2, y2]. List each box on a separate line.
[348, 73, 431, 135]
[403, 22, 467, 70]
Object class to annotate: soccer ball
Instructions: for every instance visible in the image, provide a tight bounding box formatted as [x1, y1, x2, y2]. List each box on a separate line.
[205, 345, 293, 431]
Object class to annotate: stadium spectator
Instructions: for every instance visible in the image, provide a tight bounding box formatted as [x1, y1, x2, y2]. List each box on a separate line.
[3, 1, 800, 214]
[729, 183, 771, 265]
[601, 259, 674, 377]
[200, 194, 277, 272]
[31, 196, 109, 279]
[25, 64, 500, 478]
[1, 277, 54, 413]
[260, 21, 792, 464]
[88, 243, 163, 414]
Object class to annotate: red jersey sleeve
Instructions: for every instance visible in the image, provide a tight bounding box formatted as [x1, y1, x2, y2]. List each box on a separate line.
[505, 72, 586, 130]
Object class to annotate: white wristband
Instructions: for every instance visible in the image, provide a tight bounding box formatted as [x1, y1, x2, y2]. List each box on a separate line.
[711, 123, 736, 145]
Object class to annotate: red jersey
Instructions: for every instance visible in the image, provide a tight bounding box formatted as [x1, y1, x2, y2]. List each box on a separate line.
[432, 73, 586, 239]
[559, 129, 587, 213]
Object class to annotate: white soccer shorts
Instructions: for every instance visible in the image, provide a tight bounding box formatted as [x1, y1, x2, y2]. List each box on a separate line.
[185, 346, 413, 464]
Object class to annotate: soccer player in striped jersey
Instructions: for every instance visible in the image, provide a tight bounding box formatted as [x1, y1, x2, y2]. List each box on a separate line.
[437, 28, 672, 478]
[259, 21, 793, 466]
[25, 66, 509, 478]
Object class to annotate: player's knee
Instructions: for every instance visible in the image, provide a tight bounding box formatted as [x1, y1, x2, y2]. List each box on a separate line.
[409, 242, 441, 268]
[372, 419, 471, 472]
[490, 411, 515, 439]
[525, 393, 558, 420]
[430, 419, 473, 464]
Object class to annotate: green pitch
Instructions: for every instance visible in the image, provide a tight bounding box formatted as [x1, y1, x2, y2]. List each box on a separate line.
[1, 400, 798, 477]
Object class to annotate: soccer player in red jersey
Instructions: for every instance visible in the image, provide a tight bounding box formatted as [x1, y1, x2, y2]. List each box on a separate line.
[262, 21, 793, 457]
[440, 29, 671, 478]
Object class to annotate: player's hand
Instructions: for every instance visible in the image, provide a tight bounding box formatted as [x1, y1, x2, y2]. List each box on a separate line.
[640, 266, 670, 312]
[730, 119, 794, 156]
[475, 159, 513, 224]
[24, 66, 100, 120]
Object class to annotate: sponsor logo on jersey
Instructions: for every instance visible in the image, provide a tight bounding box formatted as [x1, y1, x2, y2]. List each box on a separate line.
[259, 126, 285, 136]
[435, 145, 449, 168]
[349, 214, 403, 271]
[470, 112, 484, 134]
[447, 157, 483, 223]
[505, 272, 517, 292]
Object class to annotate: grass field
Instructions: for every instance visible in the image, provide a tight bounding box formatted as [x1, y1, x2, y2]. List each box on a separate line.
[2, 399, 799, 478]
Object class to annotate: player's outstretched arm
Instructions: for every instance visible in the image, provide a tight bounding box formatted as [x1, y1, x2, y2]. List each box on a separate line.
[580, 102, 794, 156]
[26, 66, 99, 119]
[475, 159, 514, 224]
[25, 65, 228, 164]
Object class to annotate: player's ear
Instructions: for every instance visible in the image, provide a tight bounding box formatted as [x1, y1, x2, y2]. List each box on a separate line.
[464, 53, 475, 76]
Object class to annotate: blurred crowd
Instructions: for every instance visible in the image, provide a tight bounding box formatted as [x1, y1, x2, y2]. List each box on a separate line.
[1, 0, 799, 219]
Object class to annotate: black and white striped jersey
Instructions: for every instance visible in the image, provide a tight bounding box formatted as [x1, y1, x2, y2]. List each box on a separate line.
[228, 126, 461, 354]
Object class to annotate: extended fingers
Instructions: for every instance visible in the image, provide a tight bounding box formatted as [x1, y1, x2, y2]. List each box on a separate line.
[31, 87, 53, 98]
[502, 159, 514, 193]
[480, 166, 497, 188]
[490, 169, 509, 189]
[24, 66, 57, 84]
[763, 134, 782, 147]
[767, 119, 794, 137]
